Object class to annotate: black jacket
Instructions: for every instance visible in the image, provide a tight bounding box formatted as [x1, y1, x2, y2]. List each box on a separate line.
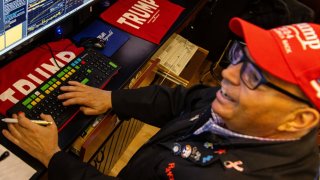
[48, 85, 319, 180]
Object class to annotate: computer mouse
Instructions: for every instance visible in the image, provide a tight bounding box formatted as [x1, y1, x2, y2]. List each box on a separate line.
[79, 37, 106, 50]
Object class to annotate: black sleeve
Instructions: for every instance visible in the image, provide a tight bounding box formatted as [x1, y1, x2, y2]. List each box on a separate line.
[48, 151, 119, 180]
[111, 84, 219, 127]
[47, 85, 219, 180]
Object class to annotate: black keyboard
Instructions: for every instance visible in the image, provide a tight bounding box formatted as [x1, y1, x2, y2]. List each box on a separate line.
[7, 49, 120, 131]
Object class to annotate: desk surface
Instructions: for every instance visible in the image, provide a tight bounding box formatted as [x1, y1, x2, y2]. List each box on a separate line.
[1, 0, 208, 178]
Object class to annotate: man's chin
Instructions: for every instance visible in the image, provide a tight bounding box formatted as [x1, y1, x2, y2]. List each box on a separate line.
[211, 99, 232, 120]
[211, 99, 225, 112]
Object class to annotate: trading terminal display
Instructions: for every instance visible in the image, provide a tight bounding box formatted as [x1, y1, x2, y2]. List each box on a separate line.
[28, 0, 65, 33]
[2, 0, 27, 49]
[0, 1, 4, 50]
[0, 0, 93, 55]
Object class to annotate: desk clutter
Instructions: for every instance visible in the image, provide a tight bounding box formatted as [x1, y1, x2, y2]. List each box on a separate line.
[152, 33, 198, 86]
[72, 19, 130, 57]
[152, 33, 209, 87]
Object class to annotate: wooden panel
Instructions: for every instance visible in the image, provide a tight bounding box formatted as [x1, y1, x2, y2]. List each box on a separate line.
[108, 124, 160, 176]
[80, 113, 118, 162]
[89, 118, 144, 174]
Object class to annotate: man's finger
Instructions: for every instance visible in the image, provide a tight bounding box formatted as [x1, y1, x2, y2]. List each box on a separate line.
[58, 91, 83, 100]
[59, 85, 84, 93]
[59, 81, 87, 92]
[61, 96, 88, 106]
[39, 114, 57, 130]
[17, 112, 36, 130]
[68, 81, 87, 87]
[8, 123, 24, 138]
[2, 129, 20, 145]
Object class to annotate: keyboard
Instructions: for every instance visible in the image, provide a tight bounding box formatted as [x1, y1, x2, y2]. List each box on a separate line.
[6, 49, 120, 131]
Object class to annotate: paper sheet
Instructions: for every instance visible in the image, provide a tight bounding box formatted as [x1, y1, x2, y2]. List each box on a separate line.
[5, 23, 23, 46]
[0, 34, 4, 50]
[152, 33, 198, 76]
[0, 144, 36, 180]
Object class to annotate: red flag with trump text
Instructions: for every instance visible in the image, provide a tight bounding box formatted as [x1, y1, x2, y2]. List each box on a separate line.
[0, 39, 83, 115]
[100, 0, 184, 44]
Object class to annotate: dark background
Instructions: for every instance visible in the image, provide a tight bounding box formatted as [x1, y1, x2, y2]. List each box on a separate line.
[180, 0, 319, 66]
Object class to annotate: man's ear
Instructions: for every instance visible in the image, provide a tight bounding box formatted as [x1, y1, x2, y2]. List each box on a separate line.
[277, 108, 320, 132]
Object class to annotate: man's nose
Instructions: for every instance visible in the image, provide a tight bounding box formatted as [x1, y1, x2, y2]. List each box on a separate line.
[221, 64, 242, 86]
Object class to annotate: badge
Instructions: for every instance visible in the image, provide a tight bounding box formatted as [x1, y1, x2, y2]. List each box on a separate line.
[214, 149, 226, 155]
[224, 160, 244, 172]
[172, 143, 181, 155]
[190, 146, 201, 161]
[203, 142, 213, 149]
[181, 145, 192, 158]
[202, 155, 213, 164]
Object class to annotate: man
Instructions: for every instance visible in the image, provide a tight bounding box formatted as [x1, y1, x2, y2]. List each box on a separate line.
[2, 17, 320, 179]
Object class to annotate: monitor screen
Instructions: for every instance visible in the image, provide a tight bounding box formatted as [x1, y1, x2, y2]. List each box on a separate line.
[0, 0, 97, 58]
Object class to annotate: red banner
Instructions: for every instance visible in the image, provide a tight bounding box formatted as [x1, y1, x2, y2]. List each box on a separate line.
[0, 39, 84, 115]
[100, 0, 184, 44]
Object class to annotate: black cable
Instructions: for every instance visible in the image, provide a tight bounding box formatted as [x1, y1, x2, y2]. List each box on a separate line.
[43, 43, 62, 69]
[38, 41, 76, 69]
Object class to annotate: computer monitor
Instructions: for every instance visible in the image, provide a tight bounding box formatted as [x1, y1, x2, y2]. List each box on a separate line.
[0, 0, 100, 63]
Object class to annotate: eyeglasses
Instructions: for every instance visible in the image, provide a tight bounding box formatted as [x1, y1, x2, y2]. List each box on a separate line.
[227, 41, 311, 106]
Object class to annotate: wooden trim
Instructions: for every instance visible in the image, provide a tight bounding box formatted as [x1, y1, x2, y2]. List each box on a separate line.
[80, 113, 118, 162]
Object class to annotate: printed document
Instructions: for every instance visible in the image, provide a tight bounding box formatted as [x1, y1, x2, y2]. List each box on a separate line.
[152, 33, 198, 76]
[0, 144, 36, 180]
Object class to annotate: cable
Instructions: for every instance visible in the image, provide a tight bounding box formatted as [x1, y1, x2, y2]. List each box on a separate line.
[43, 43, 62, 69]
[38, 41, 75, 69]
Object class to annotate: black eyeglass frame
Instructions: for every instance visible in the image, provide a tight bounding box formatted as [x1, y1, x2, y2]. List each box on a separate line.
[228, 41, 312, 106]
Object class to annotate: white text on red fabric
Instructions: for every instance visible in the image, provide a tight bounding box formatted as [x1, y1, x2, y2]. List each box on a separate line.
[0, 51, 75, 104]
[117, 0, 159, 29]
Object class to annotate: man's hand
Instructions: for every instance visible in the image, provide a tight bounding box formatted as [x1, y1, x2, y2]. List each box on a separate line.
[58, 81, 112, 115]
[2, 112, 60, 168]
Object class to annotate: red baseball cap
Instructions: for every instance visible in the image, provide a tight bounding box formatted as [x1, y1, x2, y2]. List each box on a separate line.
[229, 17, 320, 109]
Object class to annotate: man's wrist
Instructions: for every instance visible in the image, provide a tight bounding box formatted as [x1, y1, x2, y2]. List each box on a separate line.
[43, 148, 61, 168]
